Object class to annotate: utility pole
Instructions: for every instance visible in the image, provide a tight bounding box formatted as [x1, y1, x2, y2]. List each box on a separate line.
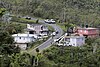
[2, 11, 12, 23]
[63, 0, 66, 22]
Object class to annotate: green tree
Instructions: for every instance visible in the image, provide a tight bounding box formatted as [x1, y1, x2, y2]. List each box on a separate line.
[0, 8, 6, 17]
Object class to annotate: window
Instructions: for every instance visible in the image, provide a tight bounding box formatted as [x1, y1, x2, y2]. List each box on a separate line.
[73, 44, 75, 46]
[82, 38, 84, 40]
[41, 26, 43, 30]
[77, 44, 79, 46]
[80, 30, 82, 32]
[65, 38, 70, 42]
[84, 30, 87, 33]
[77, 38, 81, 41]
[19, 37, 21, 39]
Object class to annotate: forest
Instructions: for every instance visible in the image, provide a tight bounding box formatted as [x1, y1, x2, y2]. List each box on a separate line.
[0, 0, 100, 67]
[1, 0, 100, 27]
[41, 38, 100, 67]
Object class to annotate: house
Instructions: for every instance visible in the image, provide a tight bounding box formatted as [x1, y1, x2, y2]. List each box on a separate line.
[12, 34, 37, 50]
[76, 27, 99, 37]
[27, 24, 49, 36]
[57, 35, 85, 47]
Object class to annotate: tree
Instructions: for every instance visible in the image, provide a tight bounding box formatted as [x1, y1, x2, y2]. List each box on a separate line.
[0, 31, 13, 45]
[0, 8, 6, 17]
[36, 48, 40, 53]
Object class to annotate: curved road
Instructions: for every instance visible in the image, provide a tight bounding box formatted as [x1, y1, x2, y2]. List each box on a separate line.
[29, 19, 63, 52]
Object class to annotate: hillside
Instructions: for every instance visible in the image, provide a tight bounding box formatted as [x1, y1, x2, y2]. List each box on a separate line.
[1, 0, 100, 27]
[0, 0, 100, 67]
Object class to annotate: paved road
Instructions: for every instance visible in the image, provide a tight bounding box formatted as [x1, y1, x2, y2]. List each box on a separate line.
[30, 19, 63, 52]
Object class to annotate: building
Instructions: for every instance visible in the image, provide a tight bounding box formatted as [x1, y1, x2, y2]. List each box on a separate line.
[57, 35, 85, 47]
[77, 27, 99, 37]
[27, 24, 49, 36]
[12, 34, 37, 50]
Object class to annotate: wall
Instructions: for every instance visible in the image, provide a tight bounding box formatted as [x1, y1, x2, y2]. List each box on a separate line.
[15, 44, 27, 50]
[70, 38, 76, 46]
[76, 37, 85, 46]
[64, 37, 85, 46]
[14, 36, 35, 43]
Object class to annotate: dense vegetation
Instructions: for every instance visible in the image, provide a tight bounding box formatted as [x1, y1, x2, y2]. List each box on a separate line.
[42, 38, 100, 67]
[0, 0, 100, 67]
[1, 0, 100, 27]
[0, 22, 31, 67]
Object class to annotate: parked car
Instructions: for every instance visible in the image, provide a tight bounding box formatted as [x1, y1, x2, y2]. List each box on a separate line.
[37, 35, 43, 39]
[54, 38, 59, 42]
[25, 17, 31, 20]
[51, 32, 56, 36]
[56, 31, 59, 34]
[17, 15, 22, 18]
[44, 19, 55, 24]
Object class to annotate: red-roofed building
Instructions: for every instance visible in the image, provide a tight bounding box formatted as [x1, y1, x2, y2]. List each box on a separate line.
[77, 27, 99, 37]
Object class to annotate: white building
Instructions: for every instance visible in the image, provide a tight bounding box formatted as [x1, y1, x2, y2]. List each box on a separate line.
[27, 24, 49, 36]
[12, 34, 37, 50]
[58, 36, 85, 47]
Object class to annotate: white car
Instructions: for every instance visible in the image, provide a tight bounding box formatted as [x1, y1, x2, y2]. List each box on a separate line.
[44, 19, 55, 24]
[58, 43, 63, 46]
[37, 35, 43, 39]
[23, 16, 31, 20]
[51, 32, 56, 36]
[54, 38, 59, 42]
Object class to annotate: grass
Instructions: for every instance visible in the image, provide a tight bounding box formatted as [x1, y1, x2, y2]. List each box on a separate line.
[28, 36, 50, 50]
[21, 36, 50, 55]
[27, 40, 44, 51]
[56, 22, 76, 32]
[11, 16, 54, 32]
[47, 25, 55, 32]
[12, 22, 26, 27]
[19, 18, 39, 24]
[12, 16, 41, 24]
[20, 40, 44, 55]
[57, 23, 67, 32]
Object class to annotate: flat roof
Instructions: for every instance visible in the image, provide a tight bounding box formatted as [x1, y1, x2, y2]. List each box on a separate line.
[65, 36, 85, 38]
[78, 27, 98, 30]
[12, 34, 37, 37]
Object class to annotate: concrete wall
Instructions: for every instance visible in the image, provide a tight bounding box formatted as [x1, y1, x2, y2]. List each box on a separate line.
[14, 36, 35, 43]
[15, 44, 27, 50]
[64, 37, 85, 46]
